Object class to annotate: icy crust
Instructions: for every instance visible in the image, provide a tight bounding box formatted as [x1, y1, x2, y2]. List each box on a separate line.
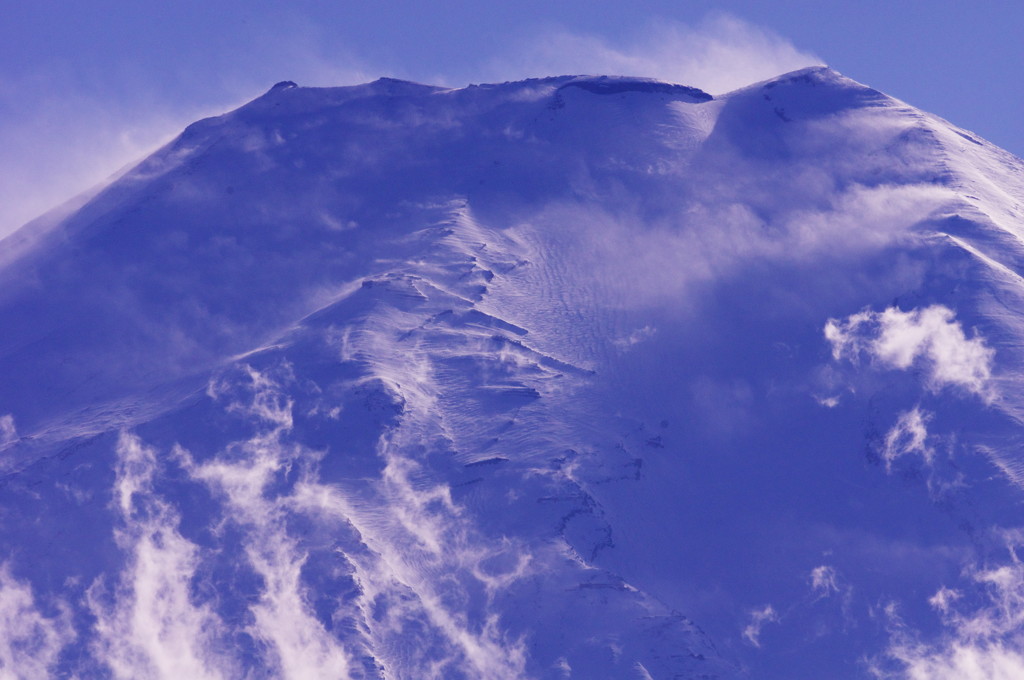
[2, 68, 1024, 678]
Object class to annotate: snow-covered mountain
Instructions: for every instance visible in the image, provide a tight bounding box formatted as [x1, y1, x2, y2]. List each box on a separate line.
[2, 67, 1024, 679]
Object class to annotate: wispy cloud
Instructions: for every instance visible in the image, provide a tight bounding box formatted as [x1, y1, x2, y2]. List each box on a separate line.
[826, 305, 996, 399]
[743, 604, 779, 647]
[882, 407, 935, 473]
[479, 13, 822, 95]
[873, 532, 1024, 679]
[810, 565, 841, 598]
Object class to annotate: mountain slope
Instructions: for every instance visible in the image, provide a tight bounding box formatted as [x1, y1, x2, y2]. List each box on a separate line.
[2, 67, 1024, 679]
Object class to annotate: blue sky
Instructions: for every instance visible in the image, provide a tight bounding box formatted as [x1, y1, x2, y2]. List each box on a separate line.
[1, 0, 1021, 237]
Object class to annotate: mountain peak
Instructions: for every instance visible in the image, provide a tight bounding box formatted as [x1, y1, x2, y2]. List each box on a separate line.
[2, 65, 1023, 679]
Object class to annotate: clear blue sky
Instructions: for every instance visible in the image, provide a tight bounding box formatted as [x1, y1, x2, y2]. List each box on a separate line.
[1, 0, 1021, 236]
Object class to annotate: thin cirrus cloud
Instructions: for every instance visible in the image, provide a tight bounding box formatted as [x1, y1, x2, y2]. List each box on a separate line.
[477, 14, 823, 96]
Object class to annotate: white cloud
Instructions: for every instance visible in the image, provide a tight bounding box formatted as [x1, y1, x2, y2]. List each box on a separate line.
[891, 644, 1024, 680]
[810, 565, 840, 597]
[207, 363, 296, 431]
[89, 432, 235, 680]
[809, 564, 856, 622]
[481, 13, 822, 95]
[0, 565, 73, 680]
[874, 534, 1024, 679]
[826, 305, 995, 398]
[883, 408, 935, 472]
[743, 604, 778, 647]
[929, 587, 962, 615]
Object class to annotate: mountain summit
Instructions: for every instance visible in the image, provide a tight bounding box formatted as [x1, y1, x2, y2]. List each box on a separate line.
[2, 67, 1024, 679]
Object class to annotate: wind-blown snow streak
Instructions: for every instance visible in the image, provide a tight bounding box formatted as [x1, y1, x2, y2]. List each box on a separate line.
[184, 360, 533, 679]
[484, 14, 821, 96]
[0, 565, 72, 680]
[181, 369, 364, 680]
[88, 432, 233, 680]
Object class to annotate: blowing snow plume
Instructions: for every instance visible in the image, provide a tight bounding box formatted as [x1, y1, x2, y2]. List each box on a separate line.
[482, 14, 822, 95]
